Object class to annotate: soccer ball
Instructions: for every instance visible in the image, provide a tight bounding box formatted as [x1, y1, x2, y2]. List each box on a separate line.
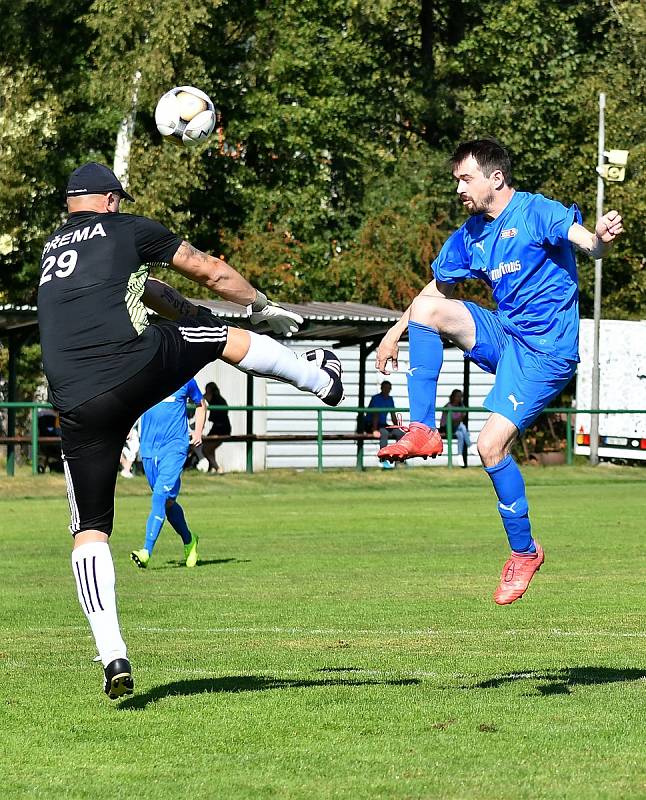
[154, 86, 216, 147]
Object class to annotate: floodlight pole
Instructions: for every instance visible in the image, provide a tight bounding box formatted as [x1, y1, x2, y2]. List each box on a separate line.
[589, 92, 605, 466]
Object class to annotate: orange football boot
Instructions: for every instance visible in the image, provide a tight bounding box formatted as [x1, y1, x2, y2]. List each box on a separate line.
[378, 422, 443, 462]
[493, 543, 545, 605]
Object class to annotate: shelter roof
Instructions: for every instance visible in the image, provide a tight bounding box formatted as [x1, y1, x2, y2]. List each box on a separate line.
[197, 300, 403, 345]
[0, 301, 403, 345]
[0, 304, 39, 334]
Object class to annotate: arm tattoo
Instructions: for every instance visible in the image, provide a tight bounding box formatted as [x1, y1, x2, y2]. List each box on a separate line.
[178, 241, 211, 264]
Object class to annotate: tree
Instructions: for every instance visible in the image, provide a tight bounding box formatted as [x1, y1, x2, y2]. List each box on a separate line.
[0, 0, 644, 321]
[0, 0, 97, 302]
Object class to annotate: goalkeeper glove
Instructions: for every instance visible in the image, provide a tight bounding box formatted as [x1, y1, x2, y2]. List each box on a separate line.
[246, 291, 303, 336]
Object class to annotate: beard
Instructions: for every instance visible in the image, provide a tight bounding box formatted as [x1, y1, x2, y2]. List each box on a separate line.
[464, 188, 496, 216]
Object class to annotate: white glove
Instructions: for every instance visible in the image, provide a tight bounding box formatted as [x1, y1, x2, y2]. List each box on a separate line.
[246, 291, 303, 336]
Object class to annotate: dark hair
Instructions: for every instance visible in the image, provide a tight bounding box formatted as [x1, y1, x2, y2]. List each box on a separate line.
[380, 380, 392, 390]
[205, 382, 226, 404]
[450, 138, 513, 186]
[449, 389, 462, 403]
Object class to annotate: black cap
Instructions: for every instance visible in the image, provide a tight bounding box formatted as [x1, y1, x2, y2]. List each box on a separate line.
[66, 162, 135, 202]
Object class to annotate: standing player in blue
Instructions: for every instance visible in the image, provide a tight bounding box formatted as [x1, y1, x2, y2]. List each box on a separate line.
[376, 139, 624, 604]
[131, 378, 207, 569]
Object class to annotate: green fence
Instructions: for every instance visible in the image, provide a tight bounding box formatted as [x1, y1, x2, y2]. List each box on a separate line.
[1, 402, 645, 476]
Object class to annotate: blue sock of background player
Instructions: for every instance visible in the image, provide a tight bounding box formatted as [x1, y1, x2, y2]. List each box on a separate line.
[143, 495, 193, 554]
[406, 321, 444, 427]
[485, 456, 536, 553]
[166, 501, 192, 545]
[143, 490, 167, 554]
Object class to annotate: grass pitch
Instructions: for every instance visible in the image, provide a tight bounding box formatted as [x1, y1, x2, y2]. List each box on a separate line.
[1, 465, 644, 799]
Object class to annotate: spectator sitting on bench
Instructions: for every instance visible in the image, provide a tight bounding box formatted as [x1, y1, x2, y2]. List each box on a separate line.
[37, 409, 63, 473]
[367, 381, 404, 470]
[439, 389, 471, 468]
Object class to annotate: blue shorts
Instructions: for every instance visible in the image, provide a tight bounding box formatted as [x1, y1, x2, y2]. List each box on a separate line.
[142, 449, 186, 500]
[463, 302, 577, 432]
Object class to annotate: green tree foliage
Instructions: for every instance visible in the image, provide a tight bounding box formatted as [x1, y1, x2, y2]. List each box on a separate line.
[0, 0, 643, 320]
[579, 0, 645, 319]
[0, 0, 98, 300]
[447, 0, 645, 319]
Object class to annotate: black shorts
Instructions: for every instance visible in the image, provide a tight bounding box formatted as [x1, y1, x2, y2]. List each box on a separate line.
[59, 311, 228, 536]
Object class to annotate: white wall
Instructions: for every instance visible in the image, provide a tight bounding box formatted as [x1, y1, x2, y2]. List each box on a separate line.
[196, 340, 494, 471]
[194, 360, 267, 473]
[575, 318, 646, 460]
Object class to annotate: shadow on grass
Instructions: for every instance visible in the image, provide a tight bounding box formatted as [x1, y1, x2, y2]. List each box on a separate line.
[157, 558, 250, 570]
[463, 666, 646, 695]
[118, 674, 420, 710]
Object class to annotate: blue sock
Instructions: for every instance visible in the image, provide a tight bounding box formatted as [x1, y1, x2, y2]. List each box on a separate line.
[166, 502, 192, 545]
[484, 455, 536, 553]
[407, 321, 443, 427]
[144, 490, 167, 554]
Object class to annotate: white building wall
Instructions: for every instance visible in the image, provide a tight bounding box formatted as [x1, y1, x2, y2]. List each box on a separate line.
[264, 341, 495, 470]
[196, 340, 495, 471]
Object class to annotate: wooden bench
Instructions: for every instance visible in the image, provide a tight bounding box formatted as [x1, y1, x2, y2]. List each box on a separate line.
[1, 432, 464, 473]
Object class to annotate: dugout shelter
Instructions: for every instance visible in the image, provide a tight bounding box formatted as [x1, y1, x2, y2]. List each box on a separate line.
[0, 301, 477, 472]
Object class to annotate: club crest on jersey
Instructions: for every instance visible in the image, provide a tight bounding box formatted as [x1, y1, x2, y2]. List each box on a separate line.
[500, 228, 517, 239]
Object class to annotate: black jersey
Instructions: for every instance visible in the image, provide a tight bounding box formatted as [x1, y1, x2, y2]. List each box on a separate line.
[37, 211, 182, 411]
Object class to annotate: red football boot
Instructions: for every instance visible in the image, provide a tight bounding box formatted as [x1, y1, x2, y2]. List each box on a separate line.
[493, 543, 545, 605]
[378, 422, 443, 462]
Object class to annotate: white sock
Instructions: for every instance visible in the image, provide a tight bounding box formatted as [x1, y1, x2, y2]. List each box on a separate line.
[71, 542, 127, 667]
[237, 331, 328, 394]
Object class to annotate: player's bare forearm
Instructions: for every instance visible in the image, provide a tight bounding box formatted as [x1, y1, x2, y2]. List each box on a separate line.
[385, 307, 411, 344]
[191, 400, 208, 445]
[375, 309, 409, 373]
[172, 241, 257, 306]
[143, 278, 198, 320]
[568, 211, 624, 258]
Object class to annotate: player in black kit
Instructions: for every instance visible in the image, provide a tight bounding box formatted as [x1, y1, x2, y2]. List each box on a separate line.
[37, 162, 344, 699]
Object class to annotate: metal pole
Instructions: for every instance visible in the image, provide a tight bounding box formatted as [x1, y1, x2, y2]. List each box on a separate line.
[317, 409, 323, 472]
[356, 341, 367, 471]
[462, 357, 470, 429]
[6, 334, 19, 476]
[590, 92, 605, 466]
[565, 409, 573, 466]
[446, 412, 453, 468]
[31, 406, 38, 476]
[245, 374, 254, 474]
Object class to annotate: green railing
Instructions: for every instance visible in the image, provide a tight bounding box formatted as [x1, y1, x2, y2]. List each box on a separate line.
[1, 402, 645, 476]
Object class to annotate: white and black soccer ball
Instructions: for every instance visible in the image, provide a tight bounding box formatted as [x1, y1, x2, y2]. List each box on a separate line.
[154, 86, 216, 147]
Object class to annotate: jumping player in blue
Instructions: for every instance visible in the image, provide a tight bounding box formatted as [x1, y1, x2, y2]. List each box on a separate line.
[131, 378, 207, 569]
[376, 139, 624, 604]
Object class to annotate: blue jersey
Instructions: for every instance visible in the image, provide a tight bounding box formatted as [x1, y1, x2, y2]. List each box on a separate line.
[368, 393, 395, 427]
[432, 191, 582, 360]
[139, 378, 203, 458]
